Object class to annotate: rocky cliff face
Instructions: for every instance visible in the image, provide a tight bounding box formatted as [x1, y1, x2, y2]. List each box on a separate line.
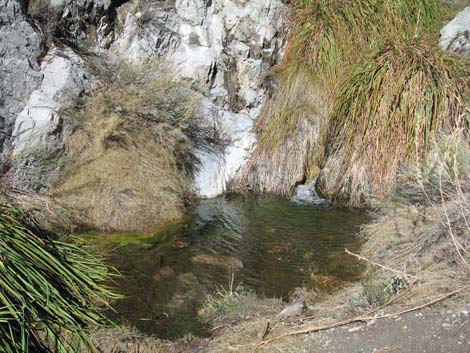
[112, 0, 289, 197]
[4, 0, 468, 212]
[0, 0, 44, 159]
[1, 0, 289, 200]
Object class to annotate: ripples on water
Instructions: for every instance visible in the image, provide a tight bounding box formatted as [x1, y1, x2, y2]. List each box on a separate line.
[100, 195, 368, 339]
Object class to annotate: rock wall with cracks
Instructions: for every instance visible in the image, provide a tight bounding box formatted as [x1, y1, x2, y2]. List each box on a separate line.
[112, 0, 290, 197]
[1, 0, 289, 197]
[0, 0, 44, 159]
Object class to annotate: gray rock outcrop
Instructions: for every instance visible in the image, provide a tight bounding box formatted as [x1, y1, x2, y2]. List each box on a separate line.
[28, 0, 115, 47]
[112, 0, 290, 197]
[0, 0, 44, 157]
[440, 7, 470, 55]
[10, 47, 92, 191]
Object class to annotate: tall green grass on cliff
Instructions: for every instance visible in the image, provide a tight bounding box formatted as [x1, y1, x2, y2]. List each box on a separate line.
[0, 205, 119, 353]
[322, 40, 470, 200]
[286, 0, 441, 83]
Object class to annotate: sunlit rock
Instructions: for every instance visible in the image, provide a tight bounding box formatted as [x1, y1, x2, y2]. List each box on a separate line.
[113, 0, 289, 198]
[440, 7, 470, 55]
[11, 48, 92, 191]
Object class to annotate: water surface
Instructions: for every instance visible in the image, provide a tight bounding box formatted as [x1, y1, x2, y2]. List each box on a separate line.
[95, 196, 368, 339]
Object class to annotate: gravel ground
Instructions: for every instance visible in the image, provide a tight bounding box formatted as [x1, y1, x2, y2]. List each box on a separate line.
[302, 305, 470, 353]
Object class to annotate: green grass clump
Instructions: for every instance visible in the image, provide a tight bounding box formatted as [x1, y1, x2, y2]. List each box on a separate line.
[286, 0, 441, 83]
[0, 205, 119, 353]
[321, 40, 470, 202]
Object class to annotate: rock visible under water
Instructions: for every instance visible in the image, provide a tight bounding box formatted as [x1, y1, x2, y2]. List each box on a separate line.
[153, 266, 177, 281]
[192, 254, 244, 269]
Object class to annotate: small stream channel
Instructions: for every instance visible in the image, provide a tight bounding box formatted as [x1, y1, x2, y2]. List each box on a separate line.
[92, 195, 368, 339]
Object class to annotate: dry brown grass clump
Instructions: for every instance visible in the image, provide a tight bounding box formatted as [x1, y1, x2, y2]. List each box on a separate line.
[317, 41, 470, 206]
[243, 67, 328, 194]
[50, 60, 212, 233]
[359, 134, 470, 305]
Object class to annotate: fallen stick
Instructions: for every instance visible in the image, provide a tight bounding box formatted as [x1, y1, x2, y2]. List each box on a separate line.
[345, 249, 420, 280]
[254, 285, 470, 350]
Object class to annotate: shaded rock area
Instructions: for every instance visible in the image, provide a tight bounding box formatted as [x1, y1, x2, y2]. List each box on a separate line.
[10, 47, 92, 191]
[0, 0, 44, 158]
[27, 0, 116, 47]
[192, 254, 244, 269]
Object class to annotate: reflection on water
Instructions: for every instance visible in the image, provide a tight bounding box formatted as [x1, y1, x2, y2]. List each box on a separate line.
[97, 195, 368, 339]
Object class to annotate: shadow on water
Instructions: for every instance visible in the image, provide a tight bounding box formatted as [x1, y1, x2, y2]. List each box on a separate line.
[94, 195, 369, 340]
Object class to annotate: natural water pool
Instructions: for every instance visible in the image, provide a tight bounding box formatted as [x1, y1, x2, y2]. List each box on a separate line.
[91, 195, 368, 339]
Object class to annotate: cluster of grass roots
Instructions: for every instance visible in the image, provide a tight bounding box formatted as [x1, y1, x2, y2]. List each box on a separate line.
[0, 205, 119, 353]
[247, 0, 470, 203]
[51, 59, 218, 233]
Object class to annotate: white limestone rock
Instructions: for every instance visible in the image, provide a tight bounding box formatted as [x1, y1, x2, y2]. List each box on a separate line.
[112, 0, 289, 198]
[440, 7, 470, 55]
[11, 47, 92, 191]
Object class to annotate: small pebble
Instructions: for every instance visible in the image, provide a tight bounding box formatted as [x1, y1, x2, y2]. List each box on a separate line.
[348, 326, 362, 333]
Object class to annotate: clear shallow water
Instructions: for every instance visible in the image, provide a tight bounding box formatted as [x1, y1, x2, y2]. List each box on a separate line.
[94, 196, 368, 339]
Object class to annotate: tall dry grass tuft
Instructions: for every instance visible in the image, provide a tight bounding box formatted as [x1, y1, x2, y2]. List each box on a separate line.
[317, 40, 470, 205]
[50, 60, 216, 233]
[285, 0, 440, 84]
[243, 66, 328, 194]
[360, 133, 470, 305]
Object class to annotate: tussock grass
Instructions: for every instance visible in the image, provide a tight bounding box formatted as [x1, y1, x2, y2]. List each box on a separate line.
[243, 66, 326, 194]
[318, 41, 470, 205]
[285, 0, 440, 84]
[0, 205, 119, 353]
[51, 60, 215, 233]
[247, 0, 444, 196]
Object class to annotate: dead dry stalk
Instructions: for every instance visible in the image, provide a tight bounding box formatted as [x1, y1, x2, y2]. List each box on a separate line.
[344, 249, 420, 281]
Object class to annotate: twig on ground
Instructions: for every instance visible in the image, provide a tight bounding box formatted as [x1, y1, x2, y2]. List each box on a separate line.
[254, 285, 469, 351]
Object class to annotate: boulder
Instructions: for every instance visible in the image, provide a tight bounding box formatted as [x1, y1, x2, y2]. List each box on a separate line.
[440, 7, 470, 55]
[10, 47, 92, 191]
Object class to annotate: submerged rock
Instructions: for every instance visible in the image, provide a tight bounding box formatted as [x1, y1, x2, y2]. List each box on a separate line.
[440, 7, 470, 55]
[192, 254, 244, 269]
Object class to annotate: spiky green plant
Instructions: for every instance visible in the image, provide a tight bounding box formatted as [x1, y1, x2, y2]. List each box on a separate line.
[320, 40, 470, 202]
[0, 205, 120, 353]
